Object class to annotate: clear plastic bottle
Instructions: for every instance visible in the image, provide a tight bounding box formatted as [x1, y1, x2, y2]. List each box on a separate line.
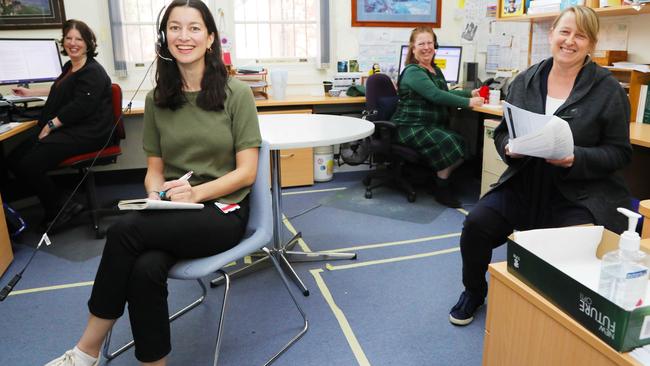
[598, 208, 648, 310]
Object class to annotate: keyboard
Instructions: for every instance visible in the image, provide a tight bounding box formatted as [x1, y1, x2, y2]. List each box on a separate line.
[2, 95, 46, 103]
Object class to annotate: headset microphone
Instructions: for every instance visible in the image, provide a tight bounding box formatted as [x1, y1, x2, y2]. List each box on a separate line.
[155, 5, 173, 62]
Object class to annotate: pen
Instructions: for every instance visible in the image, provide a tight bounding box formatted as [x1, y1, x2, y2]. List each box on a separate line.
[159, 171, 193, 200]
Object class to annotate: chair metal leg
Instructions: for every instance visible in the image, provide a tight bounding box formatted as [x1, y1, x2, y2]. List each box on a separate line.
[102, 278, 207, 361]
[210, 255, 272, 287]
[212, 270, 230, 366]
[261, 247, 308, 366]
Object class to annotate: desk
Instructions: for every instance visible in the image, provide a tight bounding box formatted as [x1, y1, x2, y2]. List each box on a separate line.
[484, 262, 640, 366]
[216, 114, 374, 294]
[0, 121, 37, 276]
[472, 105, 503, 117]
[123, 94, 367, 116]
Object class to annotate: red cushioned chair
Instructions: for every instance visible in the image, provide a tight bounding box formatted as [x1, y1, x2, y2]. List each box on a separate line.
[58, 83, 124, 238]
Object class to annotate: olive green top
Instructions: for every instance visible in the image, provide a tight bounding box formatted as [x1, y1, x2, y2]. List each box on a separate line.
[143, 77, 262, 203]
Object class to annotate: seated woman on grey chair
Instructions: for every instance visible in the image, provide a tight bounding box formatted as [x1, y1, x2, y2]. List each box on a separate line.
[45, 1, 261, 365]
[391, 26, 484, 208]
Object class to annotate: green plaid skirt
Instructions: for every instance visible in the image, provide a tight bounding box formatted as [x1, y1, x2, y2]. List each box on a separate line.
[396, 125, 465, 171]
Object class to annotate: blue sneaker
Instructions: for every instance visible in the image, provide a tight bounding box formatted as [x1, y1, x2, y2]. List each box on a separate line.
[449, 291, 484, 326]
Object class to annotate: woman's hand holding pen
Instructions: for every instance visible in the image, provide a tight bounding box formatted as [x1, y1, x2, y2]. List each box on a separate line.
[158, 171, 196, 203]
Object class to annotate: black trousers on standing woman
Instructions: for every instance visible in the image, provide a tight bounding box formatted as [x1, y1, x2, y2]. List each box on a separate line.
[87, 198, 249, 362]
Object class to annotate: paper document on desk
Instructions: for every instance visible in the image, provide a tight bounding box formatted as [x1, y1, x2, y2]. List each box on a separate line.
[118, 199, 204, 210]
[0, 122, 21, 134]
[503, 102, 574, 160]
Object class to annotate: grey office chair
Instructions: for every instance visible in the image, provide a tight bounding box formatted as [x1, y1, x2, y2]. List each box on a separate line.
[102, 140, 308, 366]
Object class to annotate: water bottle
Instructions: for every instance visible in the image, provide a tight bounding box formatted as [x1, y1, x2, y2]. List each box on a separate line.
[598, 208, 648, 310]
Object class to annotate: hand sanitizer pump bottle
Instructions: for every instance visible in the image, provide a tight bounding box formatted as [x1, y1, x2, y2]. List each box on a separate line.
[598, 208, 648, 310]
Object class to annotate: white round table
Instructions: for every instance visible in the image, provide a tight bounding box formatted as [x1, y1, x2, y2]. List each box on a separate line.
[257, 114, 374, 295]
[259, 113, 374, 149]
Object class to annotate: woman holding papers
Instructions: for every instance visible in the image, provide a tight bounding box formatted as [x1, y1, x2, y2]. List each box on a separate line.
[392, 26, 484, 208]
[6, 19, 113, 229]
[450, 6, 632, 326]
[46, 1, 261, 365]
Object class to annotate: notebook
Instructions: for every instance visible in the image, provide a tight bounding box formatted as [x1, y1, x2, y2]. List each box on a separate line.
[118, 199, 204, 210]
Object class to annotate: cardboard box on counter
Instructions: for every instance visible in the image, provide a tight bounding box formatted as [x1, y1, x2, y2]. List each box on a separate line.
[507, 225, 650, 352]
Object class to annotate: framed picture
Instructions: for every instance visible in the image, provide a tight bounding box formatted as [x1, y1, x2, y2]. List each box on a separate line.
[352, 0, 442, 28]
[501, 0, 524, 17]
[0, 0, 67, 30]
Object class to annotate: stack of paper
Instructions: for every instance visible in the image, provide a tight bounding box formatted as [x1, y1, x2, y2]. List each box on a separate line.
[503, 102, 574, 160]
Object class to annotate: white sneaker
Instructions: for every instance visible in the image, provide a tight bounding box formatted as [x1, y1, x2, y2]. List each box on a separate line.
[44, 347, 99, 366]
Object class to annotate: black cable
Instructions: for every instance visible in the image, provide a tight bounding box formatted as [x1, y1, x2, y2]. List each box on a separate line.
[0, 59, 156, 302]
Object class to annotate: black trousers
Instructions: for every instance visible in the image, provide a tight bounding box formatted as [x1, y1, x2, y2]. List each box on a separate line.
[6, 132, 102, 218]
[87, 198, 249, 362]
[460, 184, 594, 299]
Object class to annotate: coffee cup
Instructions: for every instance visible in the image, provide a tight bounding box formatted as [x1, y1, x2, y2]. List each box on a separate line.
[323, 81, 333, 94]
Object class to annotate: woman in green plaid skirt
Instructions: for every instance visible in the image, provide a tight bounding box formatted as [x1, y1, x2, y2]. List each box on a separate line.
[391, 27, 485, 207]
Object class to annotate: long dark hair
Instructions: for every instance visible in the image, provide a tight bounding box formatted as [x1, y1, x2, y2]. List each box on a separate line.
[155, 0, 229, 111]
[60, 19, 98, 58]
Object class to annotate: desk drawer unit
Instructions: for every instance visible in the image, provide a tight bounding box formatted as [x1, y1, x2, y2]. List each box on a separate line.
[481, 119, 508, 197]
[258, 110, 314, 187]
[279, 148, 313, 187]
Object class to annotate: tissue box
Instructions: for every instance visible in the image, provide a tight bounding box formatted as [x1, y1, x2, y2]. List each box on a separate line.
[507, 226, 650, 352]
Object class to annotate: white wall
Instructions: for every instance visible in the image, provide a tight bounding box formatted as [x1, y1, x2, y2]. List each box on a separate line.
[2, 1, 648, 99]
[0, 0, 467, 99]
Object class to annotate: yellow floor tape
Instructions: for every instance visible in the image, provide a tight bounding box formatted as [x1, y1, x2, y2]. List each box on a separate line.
[310, 268, 371, 366]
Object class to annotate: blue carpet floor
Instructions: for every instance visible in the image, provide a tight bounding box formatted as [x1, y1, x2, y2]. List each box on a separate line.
[0, 168, 506, 366]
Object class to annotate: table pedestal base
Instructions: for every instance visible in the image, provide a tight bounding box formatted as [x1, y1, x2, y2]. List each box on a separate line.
[210, 231, 356, 296]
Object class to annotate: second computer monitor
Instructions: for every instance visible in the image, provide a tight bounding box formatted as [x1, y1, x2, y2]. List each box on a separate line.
[398, 44, 463, 84]
[0, 38, 63, 86]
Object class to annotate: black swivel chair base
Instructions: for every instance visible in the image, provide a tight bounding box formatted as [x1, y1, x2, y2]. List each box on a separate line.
[102, 247, 309, 366]
[363, 161, 417, 203]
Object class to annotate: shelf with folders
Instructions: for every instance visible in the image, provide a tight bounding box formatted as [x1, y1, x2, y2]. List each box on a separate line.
[497, 2, 650, 22]
[233, 69, 268, 100]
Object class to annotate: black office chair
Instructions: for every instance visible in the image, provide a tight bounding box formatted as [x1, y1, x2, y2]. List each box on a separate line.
[362, 73, 425, 203]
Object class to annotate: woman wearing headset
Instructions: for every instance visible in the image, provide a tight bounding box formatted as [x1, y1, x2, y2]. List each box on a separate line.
[45, 1, 261, 365]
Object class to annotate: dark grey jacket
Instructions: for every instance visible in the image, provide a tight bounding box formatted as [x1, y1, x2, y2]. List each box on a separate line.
[493, 57, 632, 232]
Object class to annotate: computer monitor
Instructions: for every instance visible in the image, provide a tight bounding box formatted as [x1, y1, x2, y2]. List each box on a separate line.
[398, 45, 463, 84]
[0, 38, 63, 86]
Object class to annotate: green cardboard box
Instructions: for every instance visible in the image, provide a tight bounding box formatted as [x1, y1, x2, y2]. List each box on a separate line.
[507, 226, 650, 352]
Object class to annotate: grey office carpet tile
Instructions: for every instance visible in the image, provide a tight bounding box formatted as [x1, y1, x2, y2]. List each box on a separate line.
[318, 183, 447, 224]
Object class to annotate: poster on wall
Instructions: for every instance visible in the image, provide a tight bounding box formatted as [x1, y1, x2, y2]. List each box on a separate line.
[352, 0, 442, 28]
[0, 0, 66, 30]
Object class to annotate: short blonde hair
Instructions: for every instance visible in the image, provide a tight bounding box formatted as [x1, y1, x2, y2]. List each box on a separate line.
[551, 5, 599, 48]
